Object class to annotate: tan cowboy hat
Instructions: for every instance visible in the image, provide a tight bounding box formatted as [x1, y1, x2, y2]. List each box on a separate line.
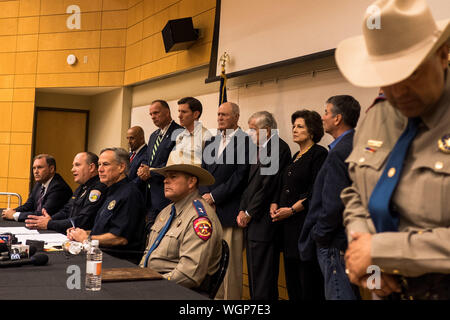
[336, 0, 450, 88]
[150, 150, 215, 186]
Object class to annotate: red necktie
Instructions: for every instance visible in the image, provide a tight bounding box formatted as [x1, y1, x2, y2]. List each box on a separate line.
[130, 151, 136, 162]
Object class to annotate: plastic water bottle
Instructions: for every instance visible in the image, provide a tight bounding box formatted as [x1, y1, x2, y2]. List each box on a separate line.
[85, 239, 102, 291]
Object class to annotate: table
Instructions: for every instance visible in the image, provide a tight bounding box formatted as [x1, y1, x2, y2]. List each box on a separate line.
[0, 218, 207, 300]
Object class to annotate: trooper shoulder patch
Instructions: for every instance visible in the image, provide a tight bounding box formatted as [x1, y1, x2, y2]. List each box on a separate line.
[193, 216, 212, 241]
[89, 190, 101, 202]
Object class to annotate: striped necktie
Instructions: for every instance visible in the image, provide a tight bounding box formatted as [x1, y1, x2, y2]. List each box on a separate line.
[36, 186, 45, 213]
[129, 151, 136, 162]
[368, 117, 420, 232]
[143, 204, 176, 267]
[149, 134, 163, 166]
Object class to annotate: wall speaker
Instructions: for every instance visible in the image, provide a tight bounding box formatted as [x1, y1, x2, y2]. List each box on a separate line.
[162, 17, 199, 53]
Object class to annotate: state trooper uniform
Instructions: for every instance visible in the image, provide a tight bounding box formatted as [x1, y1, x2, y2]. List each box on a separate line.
[91, 177, 146, 262]
[140, 191, 223, 289]
[47, 175, 106, 234]
[342, 78, 450, 299]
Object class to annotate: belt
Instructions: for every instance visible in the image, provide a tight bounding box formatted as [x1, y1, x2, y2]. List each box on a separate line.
[390, 273, 450, 300]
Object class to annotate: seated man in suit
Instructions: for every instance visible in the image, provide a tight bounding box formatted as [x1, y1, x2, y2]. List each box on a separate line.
[199, 101, 252, 300]
[299, 95, 361, 300]
[137, 99, 183, 229]
[2, 154, 72, 222]
[67, 148, 146, 264]
[126, 126, 148, 195]
[24, 152, 106, 234]
[140, 156, 223, 290]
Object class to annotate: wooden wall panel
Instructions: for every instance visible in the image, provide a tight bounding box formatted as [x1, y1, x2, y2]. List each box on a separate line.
[103, 0, 128, 11]
[38, 31, 101, 50]
[99, 47, 125, 71]
[101, 10, 127, 29]
[11, 102, 34, 132]
[0, 18, 18, 35]
[101, 29, 127, 47]
[18, 0, 40, 17]
[17, 16, 39, 34]
[37, 49, 100, 73]
[15, 51, 37, 74]
[16, 34, 38, 52]
[0, 35, 17, 53]
[0, 1, 19, 19]
[0, 102, 12, 131]
[39, 12, 102, 33]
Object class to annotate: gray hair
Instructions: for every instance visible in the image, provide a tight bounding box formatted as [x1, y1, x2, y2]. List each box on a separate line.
[227, 102, 240, 116]
[248, 111, 277, 129]
[100, 147, 130, 173]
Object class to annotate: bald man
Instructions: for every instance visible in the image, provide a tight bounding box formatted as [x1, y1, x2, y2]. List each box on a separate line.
[126, 126, 148, 194]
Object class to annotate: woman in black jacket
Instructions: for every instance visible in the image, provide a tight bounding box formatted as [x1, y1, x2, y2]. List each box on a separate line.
[271, 109, 328, 300]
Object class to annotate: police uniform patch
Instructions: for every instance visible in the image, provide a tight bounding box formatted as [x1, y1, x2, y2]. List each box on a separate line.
[108, 200, 116, 210]
[438, 134, 450, 154]
[193, 216, 212, 241]
[89, 190, 101, 202]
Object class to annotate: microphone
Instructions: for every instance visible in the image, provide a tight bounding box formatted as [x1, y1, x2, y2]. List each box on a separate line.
[0, 253, 48, 268]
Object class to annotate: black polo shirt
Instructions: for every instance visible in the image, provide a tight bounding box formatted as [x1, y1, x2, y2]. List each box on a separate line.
[91, 177, 146, 255]
[47, 175, 106, 234]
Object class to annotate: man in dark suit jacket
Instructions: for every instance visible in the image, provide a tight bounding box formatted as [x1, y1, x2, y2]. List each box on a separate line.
[199, 102, 252, 300]
[127, 126, 148, 195]
[2, 154, 72, 222]
[299, 95, 361, 300]
[137, 100, 183, 230]
[237, 111, 291, 300]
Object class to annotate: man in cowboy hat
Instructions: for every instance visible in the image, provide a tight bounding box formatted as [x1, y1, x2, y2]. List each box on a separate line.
[336, 0, 450, 299]
[139, 155, 223, 290]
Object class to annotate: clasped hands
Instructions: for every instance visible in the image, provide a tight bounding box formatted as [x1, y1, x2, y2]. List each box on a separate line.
[345, 232, 401, 297]
[137, 164, 151, 181]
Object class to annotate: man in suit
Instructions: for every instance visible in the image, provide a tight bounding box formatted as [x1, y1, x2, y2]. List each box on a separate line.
[299, 95, 361, 300]
[137, 100, 183, 230]
[237, 111, 291, 300]
[127, 126, 148, 194]
[199, 101, 252, 300]
[2, 154, 72, 222]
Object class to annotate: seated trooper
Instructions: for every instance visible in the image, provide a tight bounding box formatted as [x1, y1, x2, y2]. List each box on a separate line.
[139, 155, 223, 290]
[68, 148, 146, 264]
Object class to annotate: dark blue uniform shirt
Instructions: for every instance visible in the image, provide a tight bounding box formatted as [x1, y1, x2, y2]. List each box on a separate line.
[48, 175, 106, 234]
[91, 177, 146, 260]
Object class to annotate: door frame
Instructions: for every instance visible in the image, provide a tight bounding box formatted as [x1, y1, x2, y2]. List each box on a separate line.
[31, 107, 90, 190]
